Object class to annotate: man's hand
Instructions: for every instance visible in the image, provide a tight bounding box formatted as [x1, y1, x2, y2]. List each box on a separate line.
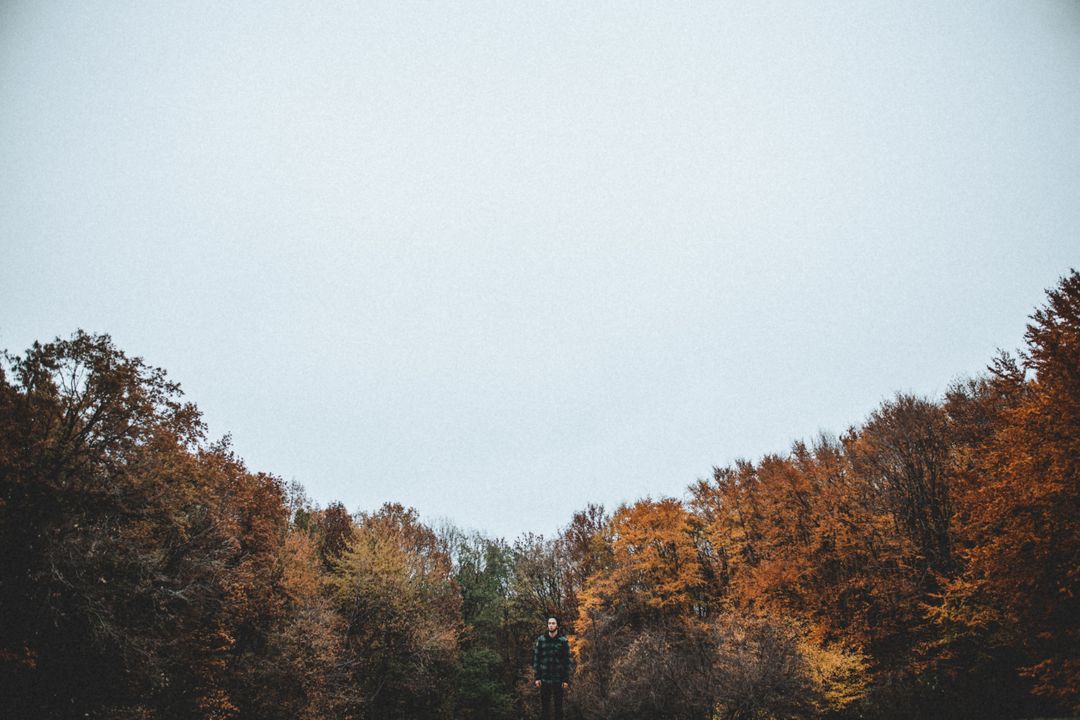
[535, 680, 542, 688]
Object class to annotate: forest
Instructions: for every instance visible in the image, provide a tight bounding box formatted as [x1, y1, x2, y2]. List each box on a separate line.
[1, 270, 1078, 720]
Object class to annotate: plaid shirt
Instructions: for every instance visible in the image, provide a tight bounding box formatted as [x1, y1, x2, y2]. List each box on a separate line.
[532, 633, 572, 684]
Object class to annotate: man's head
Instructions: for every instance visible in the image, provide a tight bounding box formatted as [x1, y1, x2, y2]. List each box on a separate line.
[546, 617, 558, 635]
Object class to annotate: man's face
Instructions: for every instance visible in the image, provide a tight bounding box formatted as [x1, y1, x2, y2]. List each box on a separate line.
[547, 618, 558, 634]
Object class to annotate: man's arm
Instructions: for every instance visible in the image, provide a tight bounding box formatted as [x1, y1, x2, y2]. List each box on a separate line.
[532, 636, 541, 678]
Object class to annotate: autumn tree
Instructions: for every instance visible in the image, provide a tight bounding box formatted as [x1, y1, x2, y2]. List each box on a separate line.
[265, 524, 358, 719]
[689, 450, 873, 719]
[915, 376, 1035, 719]
[0, 331, 221, 718]
[330, 502, 462, 720]
[573, 499, 713, 719]
[941, 270, 1080, 715]
[0, 332, 334, 720]
[5, 271, 1077, 720]
[708, 612, 867, 720]
[553, 504, 610, 632]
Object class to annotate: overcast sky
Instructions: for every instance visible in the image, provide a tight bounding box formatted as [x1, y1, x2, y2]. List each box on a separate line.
[2, 1, 1078, 539]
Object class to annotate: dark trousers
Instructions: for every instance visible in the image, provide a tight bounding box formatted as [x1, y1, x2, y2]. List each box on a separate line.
[540, 681, 564, 720]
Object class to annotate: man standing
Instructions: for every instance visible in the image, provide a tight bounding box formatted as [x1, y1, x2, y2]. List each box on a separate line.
[532, 616, 572, 720]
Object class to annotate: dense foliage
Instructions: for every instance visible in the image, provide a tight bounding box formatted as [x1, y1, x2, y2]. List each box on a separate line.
[2, 270, 1078, 719]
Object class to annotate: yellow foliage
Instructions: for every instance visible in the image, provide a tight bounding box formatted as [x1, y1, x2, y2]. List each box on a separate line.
[798, 633, 870, 712]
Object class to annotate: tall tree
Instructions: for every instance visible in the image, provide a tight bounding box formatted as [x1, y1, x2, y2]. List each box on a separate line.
[331, 503, 462, 720]
[0, 332, 218, 717]
[943, 270, 1080, 715]
[447, 530, 517, 720]
[573, 499, 712, 719]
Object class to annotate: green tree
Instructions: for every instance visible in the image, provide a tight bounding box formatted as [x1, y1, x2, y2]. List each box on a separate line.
[448, 530, 516, 720]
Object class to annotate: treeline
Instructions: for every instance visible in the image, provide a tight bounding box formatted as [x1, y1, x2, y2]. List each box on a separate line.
[1, 271, 1078, 720]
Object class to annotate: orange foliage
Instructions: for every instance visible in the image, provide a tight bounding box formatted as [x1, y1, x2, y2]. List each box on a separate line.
[578, 498, 708, 627]
[943, 271, 1080, 713]
[4, 271, 1079, 719]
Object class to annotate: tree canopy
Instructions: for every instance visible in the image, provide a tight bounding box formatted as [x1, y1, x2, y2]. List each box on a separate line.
[3, 270, 1078, 719]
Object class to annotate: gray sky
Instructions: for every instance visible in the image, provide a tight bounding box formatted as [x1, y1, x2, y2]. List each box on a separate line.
[2, 1, 1078, 540]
